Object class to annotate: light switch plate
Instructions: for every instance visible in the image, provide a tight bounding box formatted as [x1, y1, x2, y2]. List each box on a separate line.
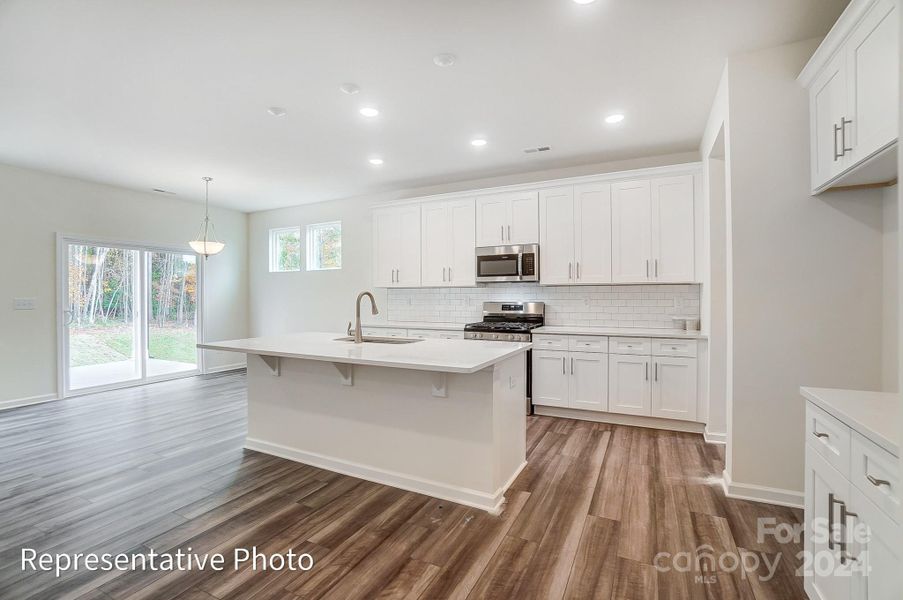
[14, 297, 37, 310]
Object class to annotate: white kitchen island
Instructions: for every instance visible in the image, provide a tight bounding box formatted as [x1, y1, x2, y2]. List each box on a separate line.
[199, 332, 531, 514]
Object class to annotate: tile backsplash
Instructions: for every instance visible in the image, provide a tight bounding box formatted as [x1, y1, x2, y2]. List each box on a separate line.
[387, 283, 700, 328]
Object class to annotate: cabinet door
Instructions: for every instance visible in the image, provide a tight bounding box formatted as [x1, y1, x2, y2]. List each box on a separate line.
[421, 201, 450, 287]
[608, 354, 651, 416]
[476, 194, 508, 247]
[611, 180, 652, 282]
[846, 0, 898, 165]
[396, 206, 421, 287]
[539, 186, 575, 285]
[574, 183, 612, 284]
[447, 198, 476, 286]
[804, 445, 852, 600]
[850, 486, 903, 600]
[652, 357, 697, 421]
[532, 350, 569, 408]
[372, 208, 400, 287]
[651, 176, 695, 283]
[810, 51, 848, 190]
[508, 191, 539, 245]
[569, 352, 607, 412]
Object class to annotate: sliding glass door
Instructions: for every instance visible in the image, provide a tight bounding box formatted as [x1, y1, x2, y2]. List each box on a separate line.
[61, 239, 201, 395]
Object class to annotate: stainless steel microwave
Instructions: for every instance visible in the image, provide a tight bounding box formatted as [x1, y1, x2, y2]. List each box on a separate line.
[475, 244, 539, 282]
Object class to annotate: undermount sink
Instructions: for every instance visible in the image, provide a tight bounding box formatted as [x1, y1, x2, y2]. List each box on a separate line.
[334, 336, 423, 344]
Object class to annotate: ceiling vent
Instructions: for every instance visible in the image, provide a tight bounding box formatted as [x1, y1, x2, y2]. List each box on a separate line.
[523, 146, 551, 154]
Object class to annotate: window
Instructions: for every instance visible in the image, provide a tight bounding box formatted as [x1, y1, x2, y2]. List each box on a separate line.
[306, 221, 342, 271]
[269, 226, 301, 272]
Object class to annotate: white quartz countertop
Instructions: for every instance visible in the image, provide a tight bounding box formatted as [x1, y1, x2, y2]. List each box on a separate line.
[800, 387, 900, 457]
[532, 326, 707, 339]
[199, 332, 530, 374]
[361, 321, 463, 331]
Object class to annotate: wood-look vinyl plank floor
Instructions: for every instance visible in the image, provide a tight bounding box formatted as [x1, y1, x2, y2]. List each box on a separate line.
[0, 372, 806, 599]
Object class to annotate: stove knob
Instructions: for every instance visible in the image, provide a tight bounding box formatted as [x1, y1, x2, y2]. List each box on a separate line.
[475, 333, 483, 340]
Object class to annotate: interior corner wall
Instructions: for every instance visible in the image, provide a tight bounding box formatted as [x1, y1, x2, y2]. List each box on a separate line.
[883, 185, 899, 392]
[725, 38, 886, 496]
[0, 163, 250, 406]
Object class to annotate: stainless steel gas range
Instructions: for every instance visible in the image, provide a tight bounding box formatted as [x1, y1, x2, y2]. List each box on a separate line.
[464, 302, 544, 414]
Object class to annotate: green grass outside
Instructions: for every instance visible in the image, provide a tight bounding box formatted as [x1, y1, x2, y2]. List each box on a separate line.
[70, 324, 197, 367]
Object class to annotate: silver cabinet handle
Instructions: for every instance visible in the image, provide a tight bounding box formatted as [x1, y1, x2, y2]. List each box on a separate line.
[654, 362, 658, 381]
[396, 268, 400, 282]
[841, 117, 852, 155]
[866, 474, 891, 487]
[645, 362, 649, 381]
[833, 122, 842, 161]
[828, 493, 844, 551]
[570, 357, 574, 375]
[646, 259, 650, 278]
[576, 262, 580, 279]
[442, 267, 446, 282]
[568, 262, 572, 279]
[562, 357, 566, 374]
[654, 259, 658, 277]
[813, 431, 829, 439]
[501, 225, 504, 242]
[448, 266, 452, 281]
[839, 502, 858, 565]
[507, 225, 511, 241]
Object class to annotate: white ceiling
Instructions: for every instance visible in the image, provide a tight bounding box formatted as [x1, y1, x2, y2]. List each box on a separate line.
[0, 0, 847, 212]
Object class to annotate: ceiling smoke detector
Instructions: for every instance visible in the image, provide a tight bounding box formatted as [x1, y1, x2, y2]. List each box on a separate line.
[523, 146, 552, 154]
[339, 83, 360, 95]
[267, 106, 287, 117]
[433, 53, 457, 67]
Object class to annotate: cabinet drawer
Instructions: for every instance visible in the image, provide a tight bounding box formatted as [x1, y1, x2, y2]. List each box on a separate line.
[652, 339, 697, 358]
[608, 337, 652, 355]
[569, 336, 607, 352]
[438, 331, 464, 339]
[851, 432, 900, 523]
[533, 334, 568, 350]
[407, 330, 440, 339]
[805, 403, 851, 477]
[362, 327, 408, 338]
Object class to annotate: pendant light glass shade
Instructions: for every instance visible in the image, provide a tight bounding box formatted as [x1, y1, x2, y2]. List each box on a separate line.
[189, 176, 225, 258]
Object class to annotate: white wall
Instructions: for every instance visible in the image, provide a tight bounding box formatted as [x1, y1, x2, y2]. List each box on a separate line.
[248, 152, 699, 336]
[882, 185, 898, 392]
[0, 163, 249, 406]
[723, 39, 886, 497]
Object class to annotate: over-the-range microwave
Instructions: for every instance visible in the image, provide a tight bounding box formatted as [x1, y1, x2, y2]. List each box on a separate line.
[475, 244, 539, 283]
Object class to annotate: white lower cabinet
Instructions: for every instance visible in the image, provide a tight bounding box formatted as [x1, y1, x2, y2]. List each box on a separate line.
[652, 356, 697, 421]
[608, 354, 651, 416]
[532, 350, 569, 408]
[803, 399, 901, 600]
[569, 352, 607, 411]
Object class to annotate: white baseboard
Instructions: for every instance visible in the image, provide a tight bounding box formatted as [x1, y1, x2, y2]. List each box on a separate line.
[204, 363, 247, 375]
[534, 405, 706, 435]
[245, 437, 525, 515]
[703, 428, 727, 445]
[0, 393, 59, 412]
[721, 468, 803, 509]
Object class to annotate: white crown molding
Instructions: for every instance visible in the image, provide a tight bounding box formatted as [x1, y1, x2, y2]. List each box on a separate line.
[798, 0, 879, 86]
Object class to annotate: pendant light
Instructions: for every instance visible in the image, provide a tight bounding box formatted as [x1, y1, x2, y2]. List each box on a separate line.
[189, 176, 225, 258]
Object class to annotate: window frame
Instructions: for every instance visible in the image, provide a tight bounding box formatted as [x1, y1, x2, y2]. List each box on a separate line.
[268, 226, 302, 273]
[306, 221, 342, 271]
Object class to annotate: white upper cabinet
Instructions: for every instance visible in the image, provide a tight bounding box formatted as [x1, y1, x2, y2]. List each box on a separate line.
[420, 198, 476, 287]
[611, 180, 653, 282]
[540, 184, 612, 285]
[800, 0, 899, 193]
[372, 205, 421, 287]
[539, 186, 576, 285]
[476, 191, 538, 246]
[651, 176, 695, 283]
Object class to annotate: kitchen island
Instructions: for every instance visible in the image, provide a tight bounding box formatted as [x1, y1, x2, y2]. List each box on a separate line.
[199, 332, 531, 513]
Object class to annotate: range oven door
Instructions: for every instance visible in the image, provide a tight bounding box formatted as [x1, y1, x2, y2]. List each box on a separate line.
[475, 244, 539, 282]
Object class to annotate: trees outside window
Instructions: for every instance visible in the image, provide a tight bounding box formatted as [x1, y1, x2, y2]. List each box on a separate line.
[307, 221, 342, 271]
[269, 227, 302, 272]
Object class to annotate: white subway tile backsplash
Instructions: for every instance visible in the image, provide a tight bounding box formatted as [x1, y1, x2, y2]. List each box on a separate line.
[387, 283, 700, 328]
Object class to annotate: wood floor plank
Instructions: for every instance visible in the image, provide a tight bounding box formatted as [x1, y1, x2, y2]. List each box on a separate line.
[562, 515, 619, 600]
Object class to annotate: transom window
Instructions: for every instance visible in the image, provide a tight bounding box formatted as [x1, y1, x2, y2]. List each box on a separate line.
[268, 226, 302, 272]
[306, 221, 342, 271]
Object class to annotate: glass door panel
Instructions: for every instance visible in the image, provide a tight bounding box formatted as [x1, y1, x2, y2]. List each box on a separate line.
[66, 244, 140, 391]
[147, 251, 198, 378]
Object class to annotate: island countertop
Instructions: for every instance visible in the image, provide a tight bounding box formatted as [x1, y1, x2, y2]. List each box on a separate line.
[199, 332, 531, 374]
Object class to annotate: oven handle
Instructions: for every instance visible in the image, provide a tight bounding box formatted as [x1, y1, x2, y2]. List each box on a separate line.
[517, 253, 523, 280]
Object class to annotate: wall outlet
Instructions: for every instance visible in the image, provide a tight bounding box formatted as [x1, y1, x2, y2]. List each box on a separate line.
[14, 297, 37, 310]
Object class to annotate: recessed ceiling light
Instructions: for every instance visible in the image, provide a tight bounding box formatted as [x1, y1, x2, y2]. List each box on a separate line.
[433, 53, 457, 67]
[267, 106, 287, 117]
[470, 138, 488, 147]
[369, 158, 384, 165]
[359, 107, 379, 117]
[605, 113, 625, 124]
[573, 0, 596, 4]
[339, 83, 360, 95]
